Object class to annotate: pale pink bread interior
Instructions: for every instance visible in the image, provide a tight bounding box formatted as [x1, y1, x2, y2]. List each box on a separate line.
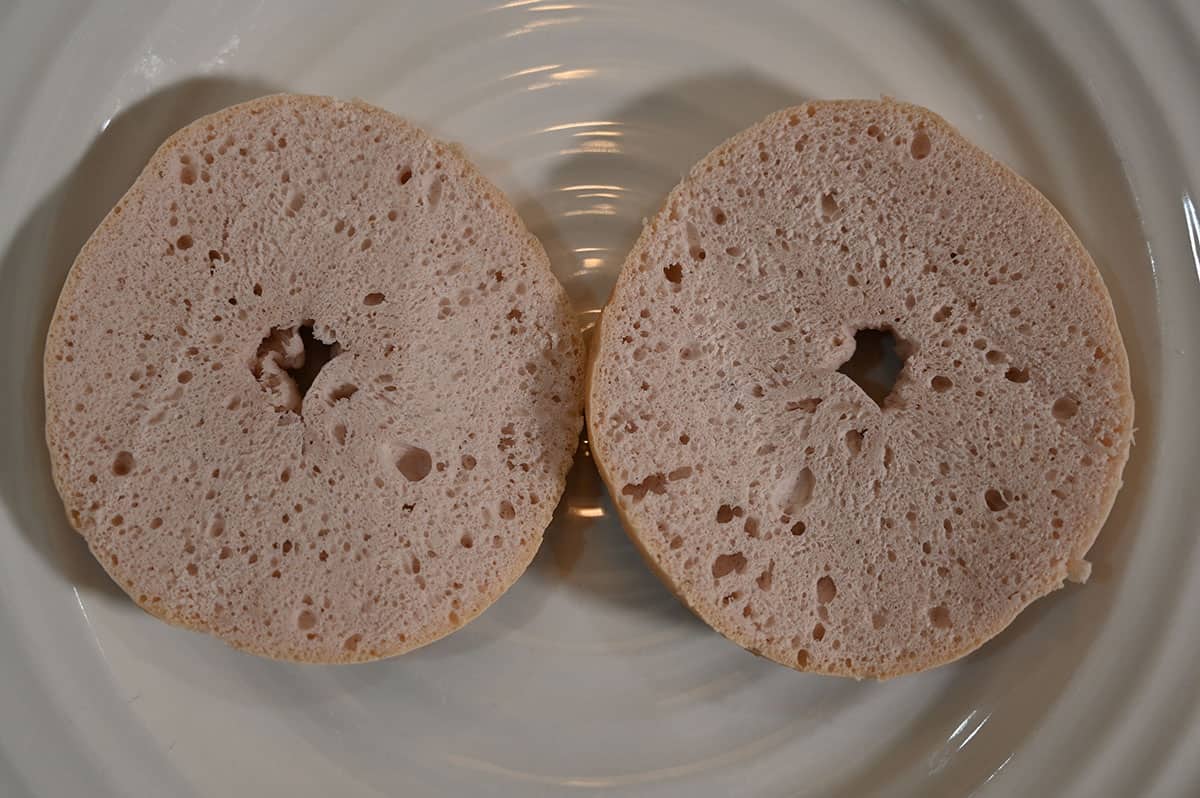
[45, 94, 584, 662]
[587, 99, 1133, 679]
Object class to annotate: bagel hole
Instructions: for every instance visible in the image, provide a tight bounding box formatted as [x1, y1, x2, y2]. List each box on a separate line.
[252, 322, 340, 414]
[289, 325, 336, 403]
[837, 328, 906, 408]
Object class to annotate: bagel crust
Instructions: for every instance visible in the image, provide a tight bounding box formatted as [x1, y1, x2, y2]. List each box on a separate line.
[45, 94, 584, 662]
[588, 100, 1133, 679]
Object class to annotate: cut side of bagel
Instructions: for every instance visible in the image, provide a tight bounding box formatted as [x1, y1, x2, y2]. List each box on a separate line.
[588, 99, 1133, 679]
[44, 94, 584, 662]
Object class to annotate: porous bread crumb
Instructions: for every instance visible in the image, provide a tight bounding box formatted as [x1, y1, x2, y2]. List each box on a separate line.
[44, 94, 584, 663]
[587, 99, 1133, 679]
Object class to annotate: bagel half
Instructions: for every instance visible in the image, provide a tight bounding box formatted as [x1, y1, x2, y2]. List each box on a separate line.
[587, 99, 1133, 679]
[45, 94, 584, 662]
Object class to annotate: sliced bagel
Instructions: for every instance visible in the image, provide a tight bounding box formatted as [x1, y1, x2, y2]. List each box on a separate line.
[45, 94, 584, 662]
[588, 99, 1133, 678]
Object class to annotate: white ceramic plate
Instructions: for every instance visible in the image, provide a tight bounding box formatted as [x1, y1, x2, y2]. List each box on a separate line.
[1, 2, 1198, 795]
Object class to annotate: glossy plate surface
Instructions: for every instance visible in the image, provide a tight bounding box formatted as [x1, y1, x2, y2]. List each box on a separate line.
[0, 2, 1197, 795]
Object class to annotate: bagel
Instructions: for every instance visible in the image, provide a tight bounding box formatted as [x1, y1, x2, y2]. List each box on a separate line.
[587, 99, 1133, 678]
[44, 94, 584, 662]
